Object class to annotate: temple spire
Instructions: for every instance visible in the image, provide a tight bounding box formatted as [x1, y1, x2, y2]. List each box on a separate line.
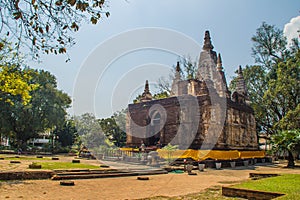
[175, 61, 181, 79]
[215, 53, 230, 97]
[171, 62, 182, 96]
[197, 31, 217, 80]
[202, 30, 214, 51]
[217, 53, 223, 71]
[176, 61, 180, 72]
[236, 65, 247, 96]
[140, 80, 152, 102]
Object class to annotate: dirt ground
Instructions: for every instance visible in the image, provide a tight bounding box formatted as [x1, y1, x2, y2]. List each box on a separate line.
[1, 158, 300, 200]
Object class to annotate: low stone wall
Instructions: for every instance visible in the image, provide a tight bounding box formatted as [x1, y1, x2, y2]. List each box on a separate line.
[0, 150, 16, 154]
[249, 173, 279, 180]
[222, 186, 285, 200]
[0, 171, 54, 180]
[0, 151, 52, 155]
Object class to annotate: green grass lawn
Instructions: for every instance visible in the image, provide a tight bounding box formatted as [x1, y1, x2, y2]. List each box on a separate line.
[233, 174, 300, 200]
[33, 162, 100, 170]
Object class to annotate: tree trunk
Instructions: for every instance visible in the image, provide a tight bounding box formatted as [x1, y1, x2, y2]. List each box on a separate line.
[287, 150, 295, 168]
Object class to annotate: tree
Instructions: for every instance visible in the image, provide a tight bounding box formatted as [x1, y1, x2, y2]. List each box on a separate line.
[153, 91, 169, 100]
[270, 53, 300, 168]
[52, 119, 77, 147]
[0, 69, 71, 148]
[74, 113, 106, 148]
[0, 41, 38, 105]
[251, 22, 290, 69]
[0, 66, 38, 143]
[0, 39, 24, 65]
[156, 56, 197, 97]
[100, 110, 127, 147]
[180, 56, 197, 80]
[157, 76, 172, 94]
[276, 104, 300, 131]
[264, 50, 300, 128]
[272, 130, 300, 168]
[0, 40, 38, 111]
[133, 57, 198, 102]
[0, 65, 37, 105]
[133, 91, 169, 104]
[0, 0, 109, 60]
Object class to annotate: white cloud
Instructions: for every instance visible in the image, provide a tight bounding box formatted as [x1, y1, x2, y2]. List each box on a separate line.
[284, 16, 300, 45]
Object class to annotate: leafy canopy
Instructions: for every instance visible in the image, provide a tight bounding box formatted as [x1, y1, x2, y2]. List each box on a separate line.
[0, 65, 38, 105]
[100, 110, 127, 147]
[74, 113, 106, 148]
[0, 0, 109, 60]
[0, 69, 71, 147]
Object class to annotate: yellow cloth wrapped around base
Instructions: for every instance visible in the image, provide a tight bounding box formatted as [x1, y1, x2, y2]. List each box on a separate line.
[156, 149, 265, 161]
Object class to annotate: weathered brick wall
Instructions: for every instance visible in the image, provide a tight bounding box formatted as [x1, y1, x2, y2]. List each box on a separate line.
[126, 94, 258, 150]
[0, 171, 54, 180]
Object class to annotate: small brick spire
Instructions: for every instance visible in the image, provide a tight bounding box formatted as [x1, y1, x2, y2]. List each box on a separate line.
[141, 80, 152, 102]
[202, 30, 214, 51]
[236, 65, 247, 96]
[217, 53, 223, 71]
[171, 62, 182, 96]
[176, 61, 180, 72]
[144, 80, 150, 93]
[175, 61, 181, 79]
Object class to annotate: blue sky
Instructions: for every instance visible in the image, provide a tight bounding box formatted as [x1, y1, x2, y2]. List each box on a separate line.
[32, 0, 300, 118]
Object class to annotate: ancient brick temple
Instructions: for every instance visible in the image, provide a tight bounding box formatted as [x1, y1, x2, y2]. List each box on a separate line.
[126, 31, 258, 151]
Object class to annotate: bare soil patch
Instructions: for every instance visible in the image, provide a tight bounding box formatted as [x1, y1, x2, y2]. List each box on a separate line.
[0, 161, 299, 200]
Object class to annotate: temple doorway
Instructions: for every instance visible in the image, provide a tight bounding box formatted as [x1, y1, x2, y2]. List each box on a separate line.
[147, 112, 161, 146]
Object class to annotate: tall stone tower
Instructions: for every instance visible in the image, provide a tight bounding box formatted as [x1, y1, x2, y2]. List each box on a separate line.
[126, 31, 258, 151]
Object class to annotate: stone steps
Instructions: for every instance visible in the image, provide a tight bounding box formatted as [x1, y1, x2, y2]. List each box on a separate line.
[51, 168, 167, 180]
[54, 169, 118, 175]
